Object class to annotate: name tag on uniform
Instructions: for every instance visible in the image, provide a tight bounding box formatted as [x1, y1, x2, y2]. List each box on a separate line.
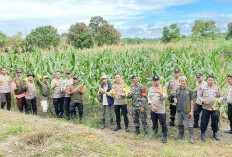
[203, 90, 208, 93]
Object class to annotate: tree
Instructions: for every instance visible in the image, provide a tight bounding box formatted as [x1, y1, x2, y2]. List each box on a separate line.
[89, 16, 107, 35]
[0, 30, 7, 48]
[162, 24, 181, 42]
[95, 23, 121, 46]
[26, 25, 60, 48]
[191, 20, 220, 37]
[67, 23, 94, 49]
[226, 22, 232, 40]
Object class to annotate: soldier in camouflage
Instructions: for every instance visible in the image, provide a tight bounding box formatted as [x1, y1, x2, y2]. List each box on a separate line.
[129, 74, 148, 135]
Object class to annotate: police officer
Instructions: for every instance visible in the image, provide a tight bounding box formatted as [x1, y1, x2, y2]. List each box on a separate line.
[128, 74, 148, 135]
[193, 73, 207, 128]
[198, 75, 223, 141]
[224, 74, 232, 134]
[148, 76, 168, 143]
[165, 69, 181, 126]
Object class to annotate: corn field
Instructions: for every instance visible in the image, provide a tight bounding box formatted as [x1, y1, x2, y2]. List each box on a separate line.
[0, 44, 231, 115]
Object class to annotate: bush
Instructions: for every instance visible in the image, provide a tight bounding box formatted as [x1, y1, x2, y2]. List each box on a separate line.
[95, 23, 121, 46]
[67, 23, 94, 49]
[0, 31, 7, 48]
[26, 25, 60, 49]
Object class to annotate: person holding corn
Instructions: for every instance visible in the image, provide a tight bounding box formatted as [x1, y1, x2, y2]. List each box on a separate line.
[98, 75, 114, 129]
[51, 71, 64, 118]
[198, 75, 223, 141]
[68, 76, 84, 123]
[112, 74, 129, 132]
[174, 76, 194, 144]
[0, 67, 13, 111]
[128, 74, 148, 135]
[63, 71, 75, 121]
[165, 69, 181, 126]
[148, 76, 168, 143]
[37, 75, 50, 117]
[224, 74, 232, 134]
[23, 74, 37, 115]
[12, 69, 26, 113]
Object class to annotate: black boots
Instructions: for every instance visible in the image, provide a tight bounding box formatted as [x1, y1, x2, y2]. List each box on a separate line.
[125, 124, 130, 132]
[113, 125, 121, 131]
[162, 133, 167, 143]
[168, 121, 175, 126]
[101, 118, 105, 129]
[189, 127, 194, 144]
[213, 132, 220, 141]
[224, 129, 232, 134]
[134, 127, 140, 135]
[175, 125, 184, 139]
[193, 123, 200, 128]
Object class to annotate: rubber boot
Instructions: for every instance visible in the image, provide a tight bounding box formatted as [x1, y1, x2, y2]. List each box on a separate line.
[113, 125, 121, 131]
[134, 127, 140, 135]
[125, 123, 130, 132]
[162, 133, 167, 143]
[213, 131, 220, 141]
[175, 125, 184, 139]
[101, 118, 105, 129]
[110, 119, 113, 129]
[189, 127, 194, 144]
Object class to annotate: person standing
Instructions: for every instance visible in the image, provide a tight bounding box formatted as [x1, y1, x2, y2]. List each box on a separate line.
[112, 74, 129, 132]
[37, 75, 50, 117]
[193, 73, 207, 128]
[51, 71, 64, 118]
[98, 75, 114, 129]
[148, 76, 168, 143]
[128, 74, 148, 135]
[174, 76, 194, 144]
[165, 69, 181, 126]
[224, 74, 232, 134]
[0, 67, 13, 111]
[23, 74, 37, 115]
[12, 69, 26, 113]
[68, 76, 85, 123]
[198, 75, 223, 141]
[63, 71, 75, 120]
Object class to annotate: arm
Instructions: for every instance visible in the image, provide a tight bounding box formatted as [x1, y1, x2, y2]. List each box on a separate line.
[12, 81, 17, 91]
[51, 79, 57, 90]
[189, 90, 194, 116]
[67, 86, 74, 95]
[174, 90, 178, 104]
[217, 87, 224, 103]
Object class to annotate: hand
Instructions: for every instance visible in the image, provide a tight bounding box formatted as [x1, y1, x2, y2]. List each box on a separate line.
[116, 92, 121, 96]
[36, 76, 40, 81]
[189, 111, 193, 117]
[140, 107, 145, 113]
[152, 106, 158, 112]
[202, 99, 207, 104]
[11, 92, 13, 96]
[101, 90, 106, 94]
[174, 98, 177, 104]
[154, 89, 162, 94]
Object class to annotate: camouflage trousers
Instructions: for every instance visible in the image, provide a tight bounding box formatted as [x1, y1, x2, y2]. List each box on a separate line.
[132, 107, 148, 130]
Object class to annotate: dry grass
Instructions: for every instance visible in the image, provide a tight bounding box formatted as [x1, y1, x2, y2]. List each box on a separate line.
[0, 110, 232, 157]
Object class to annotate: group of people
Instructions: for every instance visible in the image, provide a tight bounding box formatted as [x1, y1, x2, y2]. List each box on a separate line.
[0, 67, 84, 123]
[1, 67, 232, 144]
[98, 69, 232, 144]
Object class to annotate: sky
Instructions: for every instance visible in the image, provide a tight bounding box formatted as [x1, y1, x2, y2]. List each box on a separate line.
[0, 0, 232, 38]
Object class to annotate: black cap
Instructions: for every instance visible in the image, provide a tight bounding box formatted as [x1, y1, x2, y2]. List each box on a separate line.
[153, 76, 160, 81]
[27, 74, 35, 77]
[196, 73, 203, 77]
[73, 76, 78, 79]
[227, 74, 232, 78]
[16, 69, 22, 73]
[174, 69, 180, 73]
[66, 71, 71, 74]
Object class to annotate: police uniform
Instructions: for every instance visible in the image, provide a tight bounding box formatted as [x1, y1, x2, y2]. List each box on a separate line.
[224, 74, 232, 134]
[165, 69, 181, 126]
[198, 78, 223, 141]
[193, 73, 207, 128]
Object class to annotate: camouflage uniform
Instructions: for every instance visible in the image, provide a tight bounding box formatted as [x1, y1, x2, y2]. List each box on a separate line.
[129, 83, 148, 131]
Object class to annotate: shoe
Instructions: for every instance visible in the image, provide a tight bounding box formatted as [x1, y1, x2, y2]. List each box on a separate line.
[213, 132, 220, 141]
[113, 126, 121, 131]
[162, 133, 167, 143]
[193, 123, 200, 128]
[224, 130, 232, 134]
[134, 127, 140, 135]
[201, 133, 206, 141]
[168, 121, 175, 126]
[125, 124, 130, 132]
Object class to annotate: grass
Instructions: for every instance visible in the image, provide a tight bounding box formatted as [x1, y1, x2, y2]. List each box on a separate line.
[0, 110, 232, 157]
